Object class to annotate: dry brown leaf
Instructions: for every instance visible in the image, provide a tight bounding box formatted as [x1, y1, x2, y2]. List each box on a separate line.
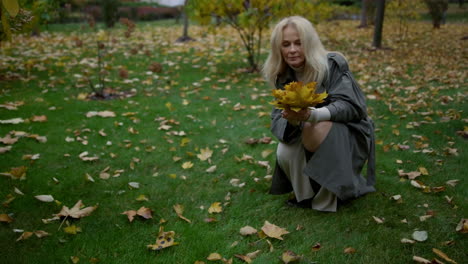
[281, 250, 302, 263]
[0, 213, 13, 223]
[455, 219, 468, 233]
[344, 247, 356, 254]
[311, 242, 321, 252]
[136, 206, 153, 219]
[432, 248, 457, 264]
[0, 134, 18, 145]
[173, 204, 191, 223]
[55, 200, 98, 219]
[245, 250, 261, 259]
[34, 230, 50, 238]
[122, 210, 137, 222]
[239, 226, 257, 236]
[0, 166, 27, 180]
[234, 254, 252, 263]
[0, 146, 12, 153]
[197, 147, 213, 161]
[412, 256, 431, 264]
[261, 221, 289, 240]
[16, 231, 33, 242]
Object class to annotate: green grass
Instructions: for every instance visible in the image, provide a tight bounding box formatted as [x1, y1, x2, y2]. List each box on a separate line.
[0, 20, 467, 264]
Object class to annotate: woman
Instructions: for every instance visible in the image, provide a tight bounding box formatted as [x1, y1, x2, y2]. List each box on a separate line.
[262, 16, 376, 212]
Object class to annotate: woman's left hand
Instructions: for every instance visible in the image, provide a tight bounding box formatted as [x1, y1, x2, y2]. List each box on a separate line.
[282, 107, 310, 121]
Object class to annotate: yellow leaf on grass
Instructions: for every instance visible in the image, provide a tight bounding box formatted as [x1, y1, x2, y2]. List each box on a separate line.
[234, 254, 252, 263]
[16, 231, 33, 242]
[182, 161, 193, 169]
[64, 225, 81, 235]
[70, 256, 80, 264]
[207, 253, 222, 261]
[147, 226, 178, 250]
[208, 202, 222, 214]
[197, 147, 213, 161]
[261, 221, 289, 240]
[344, 247, 356, 254]
[419, 167, 429, 175]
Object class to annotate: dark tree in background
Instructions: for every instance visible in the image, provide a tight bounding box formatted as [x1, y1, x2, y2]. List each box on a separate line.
[424, 0, 449, 28]
[358, 0, 376, 28]
[372, 0, 386, 48]
[102, 0, 120, 28]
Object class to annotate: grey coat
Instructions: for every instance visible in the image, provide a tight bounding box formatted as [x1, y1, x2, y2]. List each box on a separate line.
[270, 53, 376, 201]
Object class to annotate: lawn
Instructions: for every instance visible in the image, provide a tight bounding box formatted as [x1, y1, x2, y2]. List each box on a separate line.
[0, 17, 466, 264]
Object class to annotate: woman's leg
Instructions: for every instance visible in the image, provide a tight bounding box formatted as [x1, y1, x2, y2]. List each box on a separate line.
[301, 121, 333, 152]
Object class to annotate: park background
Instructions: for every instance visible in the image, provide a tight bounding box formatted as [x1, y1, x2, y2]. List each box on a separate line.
[0, 0, 467, 263]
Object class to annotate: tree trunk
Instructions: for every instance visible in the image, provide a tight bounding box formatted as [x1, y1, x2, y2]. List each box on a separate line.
[372, 0, 386, 48]
[176, 1, 194, 42]
[358, 0, 368, 28]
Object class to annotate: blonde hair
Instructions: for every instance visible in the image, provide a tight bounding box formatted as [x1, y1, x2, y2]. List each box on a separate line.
[262, 16, 329, 88]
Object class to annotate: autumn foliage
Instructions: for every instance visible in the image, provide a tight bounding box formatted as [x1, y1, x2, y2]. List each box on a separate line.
[270, 81, 328, 112]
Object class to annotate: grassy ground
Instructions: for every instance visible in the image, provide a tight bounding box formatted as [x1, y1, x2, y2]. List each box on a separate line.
[0, 18, 466, 264]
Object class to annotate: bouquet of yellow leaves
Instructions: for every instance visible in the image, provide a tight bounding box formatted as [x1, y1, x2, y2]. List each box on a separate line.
[270, 81, 328, 112]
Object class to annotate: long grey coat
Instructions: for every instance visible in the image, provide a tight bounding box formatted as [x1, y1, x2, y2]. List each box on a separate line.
[270, 53, 376, 201]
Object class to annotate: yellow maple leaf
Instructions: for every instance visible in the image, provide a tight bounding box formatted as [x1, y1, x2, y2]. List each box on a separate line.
[197, 147, 213, 161]
[270, 81, 327, 112]
[208, 202, 223, 214]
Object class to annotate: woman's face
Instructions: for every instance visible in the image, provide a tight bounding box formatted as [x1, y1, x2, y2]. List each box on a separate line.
[281, 25, 305, 68]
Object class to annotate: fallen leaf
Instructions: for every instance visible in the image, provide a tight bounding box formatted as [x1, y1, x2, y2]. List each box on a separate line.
[208, 202, 222, 214]
[182, 161, 193, 169]
[70, 256, 80, 264]
[455, 219, 467, 233]
[55, 200, 98, 219]
[34, 230, 49, 238]
[412, 256, 431, 263]
[281, 250, 302, 263]
[197, 147, 213, 161]
[64, 224, 81, 235]
[234, 254, 252, 263]
[240, 226, 257, 236]
[261, 221, 289, 240]
[128, 182, 140, 189]
[122, 210, 137, 222]
[0, 166, 27, 180]
[401, 238, 416, 244]
[372, 216, 384, 224]
[136, 206, 153, 219]
[31, 115, 47, 122]
[344, 247, 356, 254]
[173, 204, 191, 223]
[35, 195, 54, 202]
[432, 248, 457, 264]
[207, 253, 222, 261]
[147, 226, 179, 250]
[0, 146, 12, 153]
[446, 179, 459, 187]
[311, 242, 321, 252]
[0, 118, 24, 124]
[245, 250, 261, 259]
[0, 213, 13, 223]
[206, 165, 217, 173]
[16, 231, 33, 242]
[86, 111, 116, 118]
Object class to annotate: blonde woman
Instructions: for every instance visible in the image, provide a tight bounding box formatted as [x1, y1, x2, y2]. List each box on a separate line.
[263, 16, 376, 212]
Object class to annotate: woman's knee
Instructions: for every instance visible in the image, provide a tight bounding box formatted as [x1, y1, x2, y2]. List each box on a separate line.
[301, 121, 333, 152]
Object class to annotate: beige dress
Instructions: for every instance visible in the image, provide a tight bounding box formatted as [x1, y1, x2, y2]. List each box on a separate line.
[277, 140, 337, 212]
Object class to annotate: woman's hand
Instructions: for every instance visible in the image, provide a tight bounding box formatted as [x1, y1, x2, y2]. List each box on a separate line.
[281, 107, 310, 124]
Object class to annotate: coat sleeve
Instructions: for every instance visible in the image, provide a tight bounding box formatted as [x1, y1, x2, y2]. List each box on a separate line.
[324, 54, 368, 123]
[270, 107, 302, 143]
